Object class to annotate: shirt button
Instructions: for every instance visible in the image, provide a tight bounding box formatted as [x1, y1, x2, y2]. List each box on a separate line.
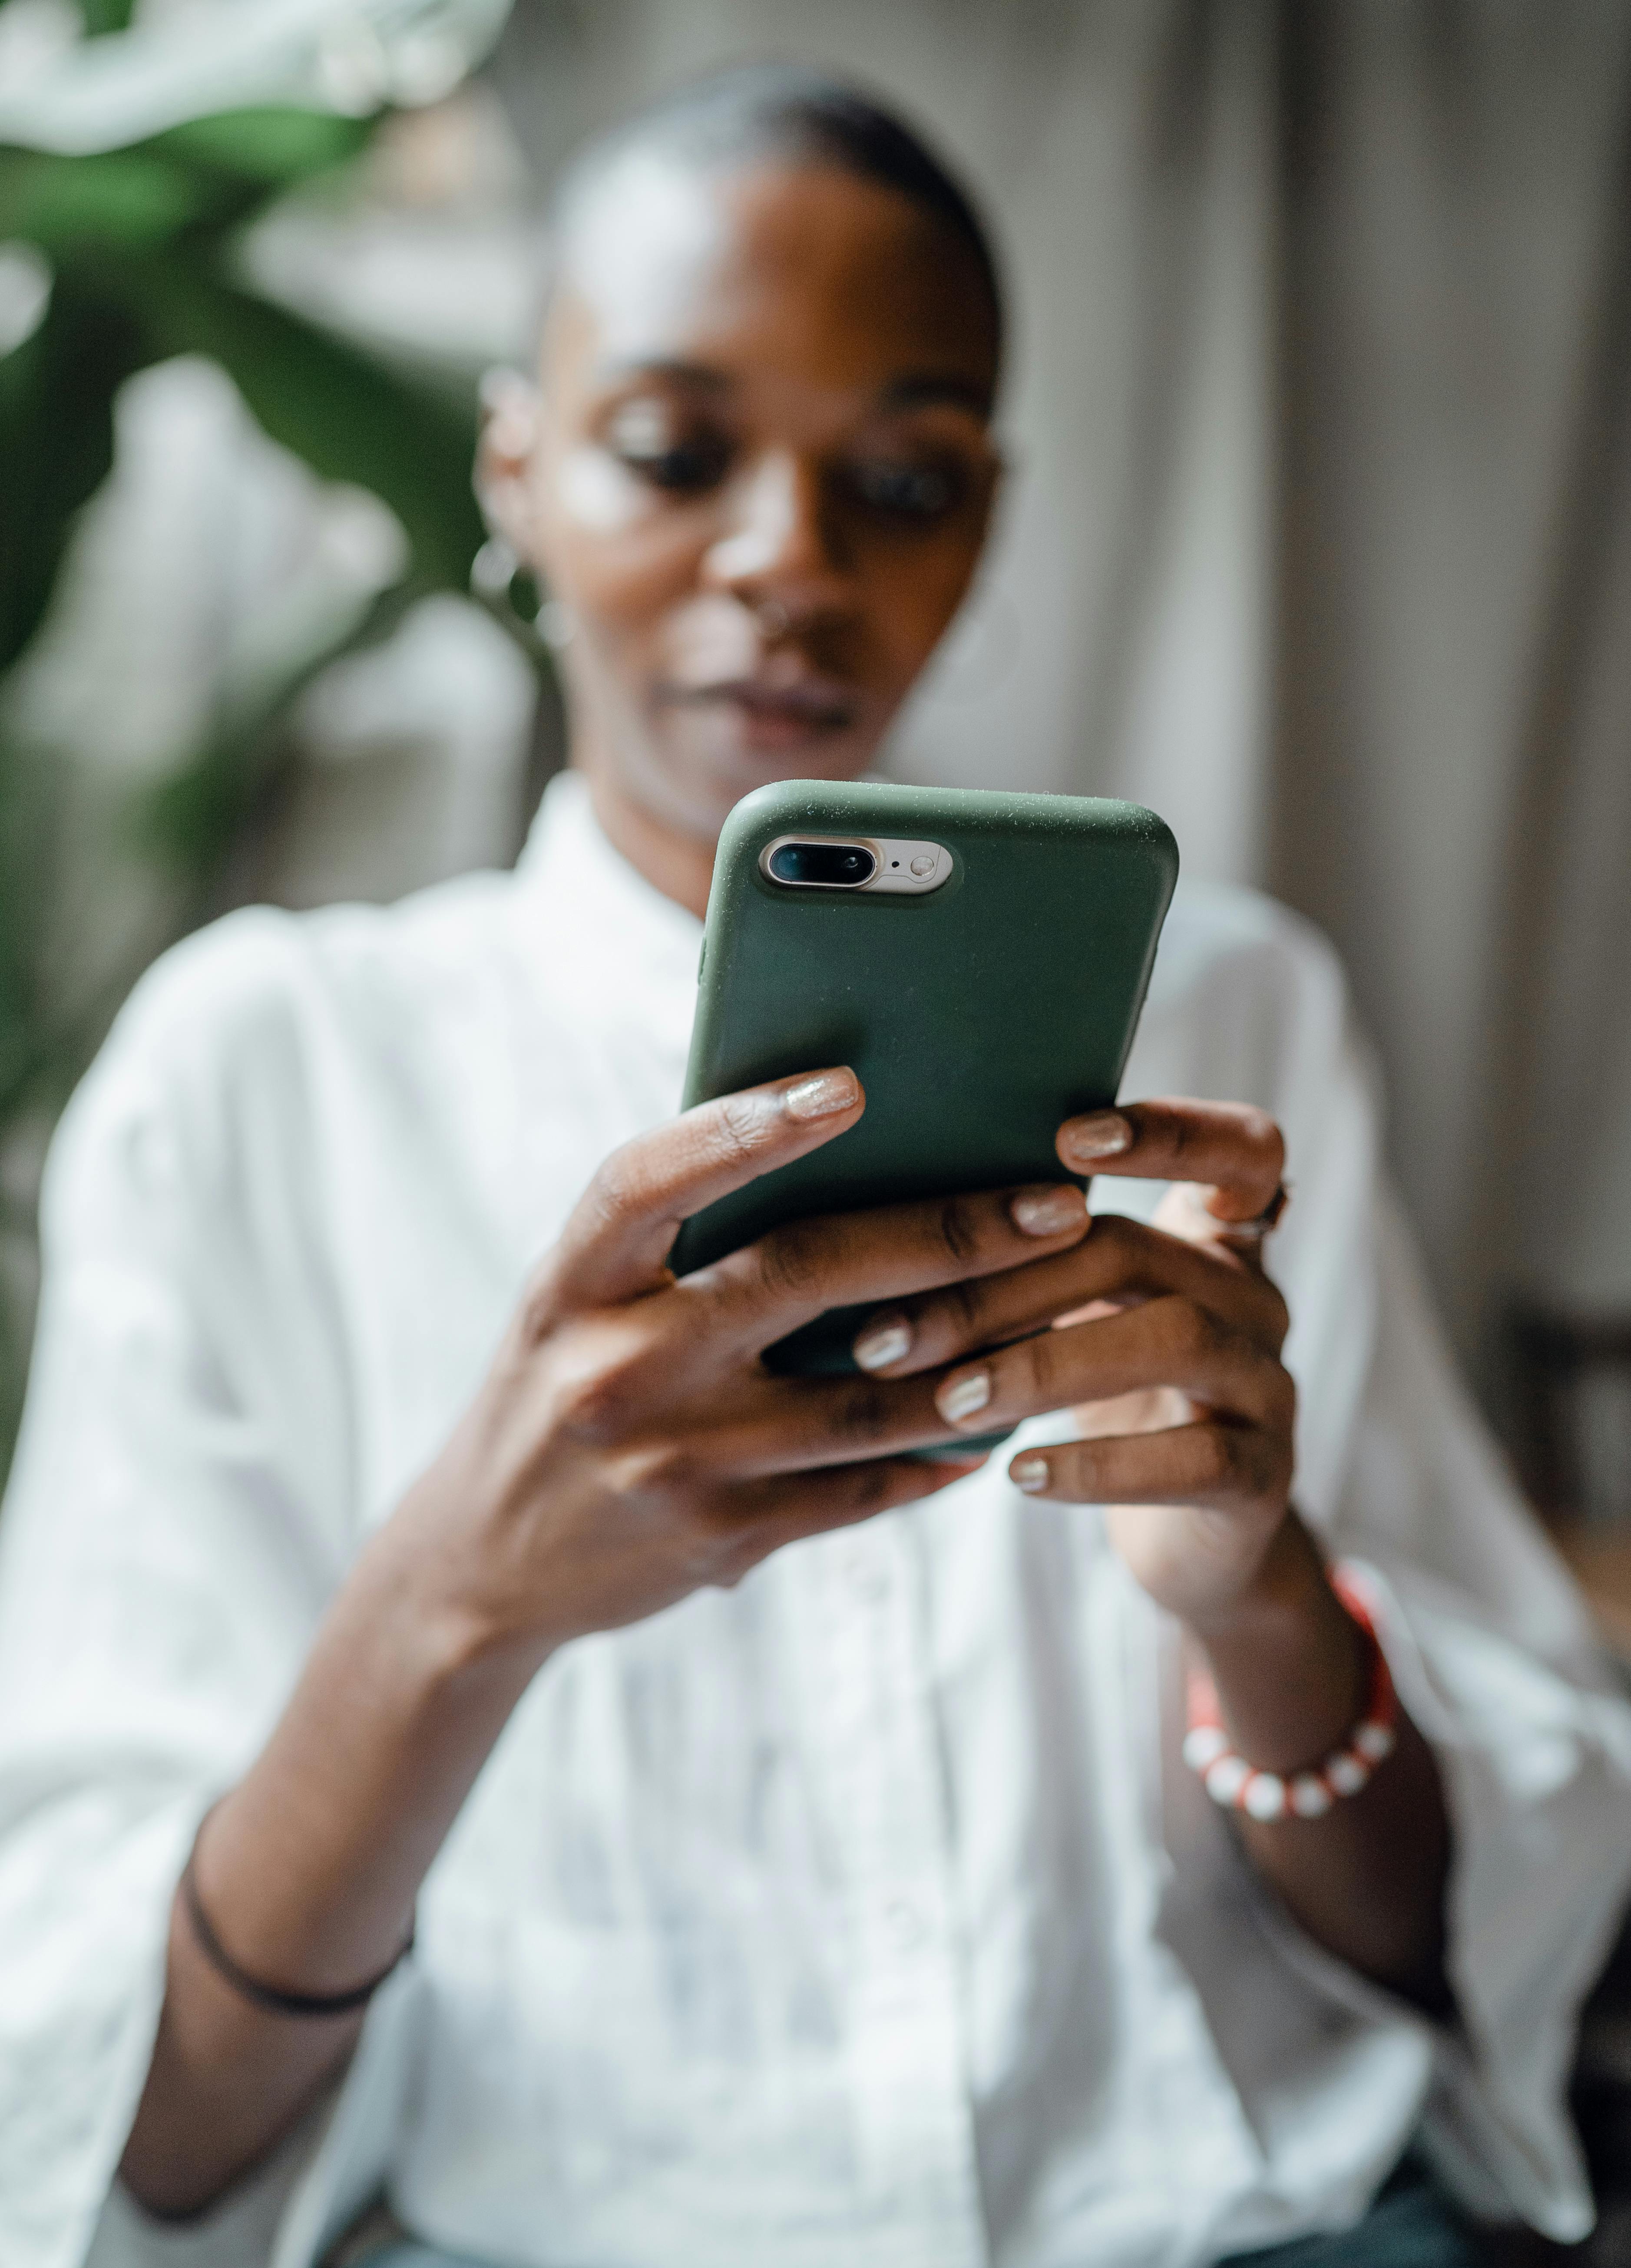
[884, 1898, 925, 1952]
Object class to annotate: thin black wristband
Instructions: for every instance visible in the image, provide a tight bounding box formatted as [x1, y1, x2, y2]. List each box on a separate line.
[180, 1845, 414, 2019]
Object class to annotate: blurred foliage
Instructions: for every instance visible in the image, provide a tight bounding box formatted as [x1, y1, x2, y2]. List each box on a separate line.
[0, 4, 501, 1478]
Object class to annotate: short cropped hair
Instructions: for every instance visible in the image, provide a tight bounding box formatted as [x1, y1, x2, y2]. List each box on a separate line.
[548, 63, 1004, 373]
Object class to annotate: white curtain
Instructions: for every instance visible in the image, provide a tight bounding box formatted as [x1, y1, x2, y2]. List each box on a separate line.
[492, 0, 1631, 1391]
[13, 0, 1629, 1431]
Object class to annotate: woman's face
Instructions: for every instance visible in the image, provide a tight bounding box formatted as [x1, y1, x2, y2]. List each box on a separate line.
[484, 156, 1002, 848]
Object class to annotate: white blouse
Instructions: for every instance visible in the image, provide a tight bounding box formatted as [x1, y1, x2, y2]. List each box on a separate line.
[2, 773, 1629, 2268]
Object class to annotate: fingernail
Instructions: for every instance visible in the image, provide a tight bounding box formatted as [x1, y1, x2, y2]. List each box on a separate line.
[938, 1369, 992, 1424]
[854, 1315, 913, 1372]
[1011, 1185, 1088, 1237]
[783, 1068, 859, 1121]
[1060, 1110, 1131, 1164]
[1010, 1455, 1051, 1493]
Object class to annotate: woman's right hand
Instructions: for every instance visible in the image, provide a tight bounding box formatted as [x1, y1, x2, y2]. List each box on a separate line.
[122, 1061, 1090, 2221]
[385, 1063, 1092, 1670]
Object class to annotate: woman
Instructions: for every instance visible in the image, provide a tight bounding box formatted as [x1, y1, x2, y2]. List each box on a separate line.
[2, 65, 1628, 2268]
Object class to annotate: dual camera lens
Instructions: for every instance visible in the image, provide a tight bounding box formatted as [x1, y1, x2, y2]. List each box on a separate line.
[766, 841, 877, 888]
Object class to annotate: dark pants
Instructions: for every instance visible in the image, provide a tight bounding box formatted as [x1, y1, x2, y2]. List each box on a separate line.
[1220, 2155, 1486, 2266]
[364, 2157, 1486, 2268]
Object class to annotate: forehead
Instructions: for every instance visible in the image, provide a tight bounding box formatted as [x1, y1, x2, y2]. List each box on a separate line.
[543, 155, 997, 403]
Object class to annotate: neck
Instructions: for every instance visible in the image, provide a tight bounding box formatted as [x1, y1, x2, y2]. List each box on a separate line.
[576, 763, 717, 922]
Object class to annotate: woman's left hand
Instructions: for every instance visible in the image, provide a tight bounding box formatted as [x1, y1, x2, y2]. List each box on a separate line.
[854, 1099, 1454, 2011]
[853, 1096, 1296, 1632]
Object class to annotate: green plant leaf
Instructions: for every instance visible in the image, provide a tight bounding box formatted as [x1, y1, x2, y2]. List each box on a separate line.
[76, 0, 137, 34]
[0, 109, 375, 256]
[131, 257, 485, 593]
[0, 148, 217, 250]
[0, 273, 147, 675]
[153, 107, 374, 188]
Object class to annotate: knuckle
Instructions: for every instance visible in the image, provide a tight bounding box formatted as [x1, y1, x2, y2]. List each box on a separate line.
[843, 1459, 897, 1517]
[1015, 1330, 1060, 1403]
[942, 1271, 988, 1340]
[1231, 1426, 1286, 1503]
[1186, 1424, 1236, 1490]
[935, 1195, 983, 1268]
[752, 1218, 826, 1302]
[584, 1147, 639, 1225]
[516, 1269, 559, 1350]
[575, 1149, 651, 1251]
[1266, 1432, 1296, 1498]
[620, 1436, 708, 1497]
[711, 1091, 777, 1166]
[1241, 1106, 1287, 1176]
[696, 1509, 763, 1589]
[545, 1325, 650, 1444]
[1085, 1212, 1140, 1279]
[1223, 1426, 1263, 1486]
[1266, 1362, 1298, 1432]
[1258, 1279, 1292, 1349]
[1168, 1296, 1221, 1366]
[836, 1377, 893, 1443]
[1092, 1212, 1137, 1254]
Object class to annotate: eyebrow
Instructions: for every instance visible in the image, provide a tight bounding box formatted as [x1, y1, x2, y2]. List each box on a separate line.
[878, 373, 994, 417]
[599, 357, 994, 419]
[600, 357, 733, 393]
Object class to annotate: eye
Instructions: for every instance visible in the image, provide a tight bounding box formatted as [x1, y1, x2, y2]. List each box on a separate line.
[604, 398, 732, 495]
[843, 456, 965, 522]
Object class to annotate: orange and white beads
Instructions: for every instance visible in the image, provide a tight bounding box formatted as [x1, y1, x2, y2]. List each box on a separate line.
[1183, 1566, 1398, 1824]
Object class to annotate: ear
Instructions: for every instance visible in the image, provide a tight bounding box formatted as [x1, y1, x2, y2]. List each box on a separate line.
[474, 367, 543, 563]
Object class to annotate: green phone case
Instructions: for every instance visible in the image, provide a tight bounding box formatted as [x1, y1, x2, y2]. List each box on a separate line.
[670, 778, 1178, 1387]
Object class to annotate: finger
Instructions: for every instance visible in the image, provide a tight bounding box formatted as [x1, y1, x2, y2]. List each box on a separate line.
[933, 1296, 1296, 1438]
[684, 1179, 1089, 1355]
[1006, 1423, 1291, 1512]
[534, 1069, 865, 1321]
[849, 1212, 1289, 1379]
[726, 1452, 989, 1565]
[1056, 1098, 1284, 1225]
[661, 1366, 962, 1478]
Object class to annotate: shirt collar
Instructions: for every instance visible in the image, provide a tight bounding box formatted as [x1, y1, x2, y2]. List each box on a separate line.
[511, 769, 703, 1044]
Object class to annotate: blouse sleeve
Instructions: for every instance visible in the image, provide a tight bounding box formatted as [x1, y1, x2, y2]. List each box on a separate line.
[1319, 1191, 1631, 2236]
[0, 916, 396, 2268]
[1199, 891, 1631, 2241]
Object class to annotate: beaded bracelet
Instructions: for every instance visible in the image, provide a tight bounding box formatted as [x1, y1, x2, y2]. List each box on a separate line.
[1182, 1564, 1397, 1822]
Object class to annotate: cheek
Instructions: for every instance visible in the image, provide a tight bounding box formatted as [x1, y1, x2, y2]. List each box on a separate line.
[555, 447, 644, 534]
[857, 525, 987, 682]
[542, 449, 711, 641]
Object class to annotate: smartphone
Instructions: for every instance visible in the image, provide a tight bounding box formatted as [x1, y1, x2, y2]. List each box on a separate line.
[669, 778, 1178, 1393]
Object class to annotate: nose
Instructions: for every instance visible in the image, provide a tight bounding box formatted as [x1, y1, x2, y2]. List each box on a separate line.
[701, 450, 851, 629]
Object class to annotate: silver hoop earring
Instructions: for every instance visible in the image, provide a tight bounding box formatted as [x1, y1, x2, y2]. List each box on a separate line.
[470, 537, 520, 604]
[537, 598, 576, 652]
[471, 538, 548, 636]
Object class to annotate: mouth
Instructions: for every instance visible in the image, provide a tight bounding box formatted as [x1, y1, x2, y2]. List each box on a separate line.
[665, 672, 862, 750]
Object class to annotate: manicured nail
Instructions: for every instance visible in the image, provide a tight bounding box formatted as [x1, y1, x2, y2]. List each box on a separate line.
[1011, 1185, 1088, 1237]
[854, 1315, 913, 1372]
[1010, 1455, 1051, 1493]
[938, 1369, 992, 1424]
[1060, 1110, 1131, 1164]
[783, 1068, 859, 1121]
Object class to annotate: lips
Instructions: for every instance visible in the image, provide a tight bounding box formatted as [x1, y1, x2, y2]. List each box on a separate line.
[674, 675, 859, 730]
[662, 670, 862, 756]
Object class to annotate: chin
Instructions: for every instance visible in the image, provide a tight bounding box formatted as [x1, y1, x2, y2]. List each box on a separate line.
[655, 716, 880, 827]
